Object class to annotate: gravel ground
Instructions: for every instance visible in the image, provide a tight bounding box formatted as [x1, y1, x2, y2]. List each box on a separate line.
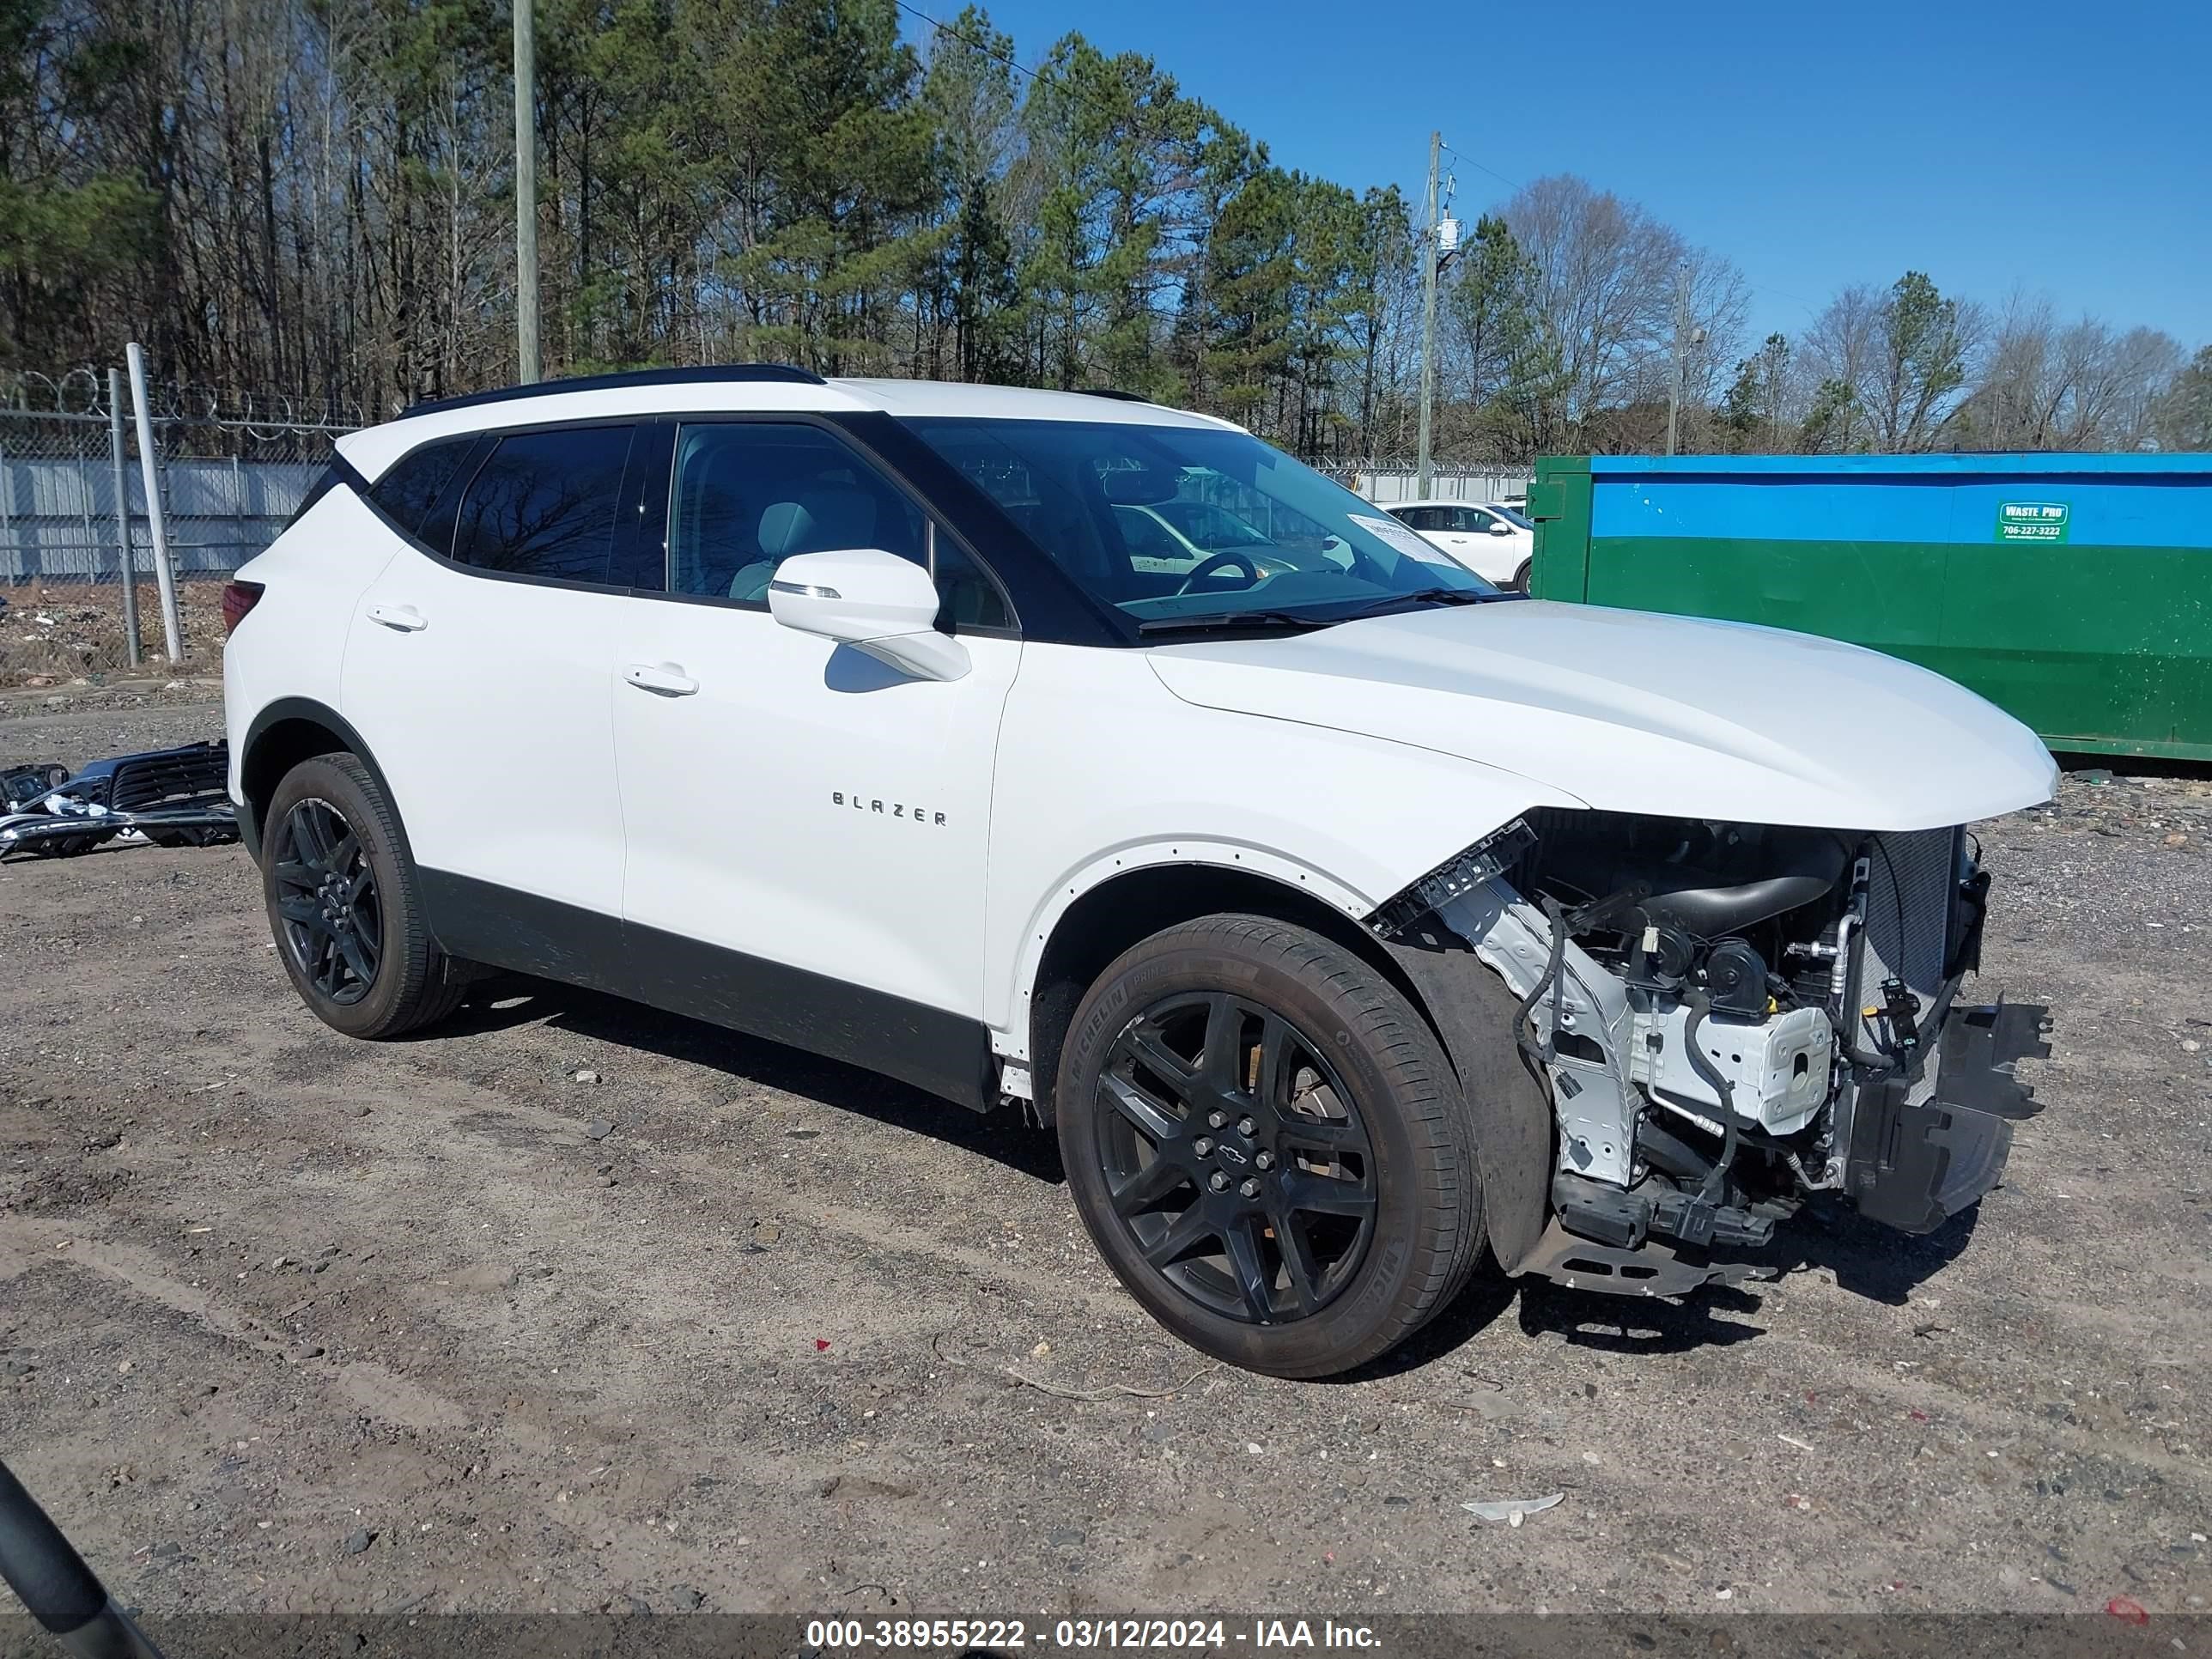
[1, 582, 231, 687]
[2, 681, 2207, 1627]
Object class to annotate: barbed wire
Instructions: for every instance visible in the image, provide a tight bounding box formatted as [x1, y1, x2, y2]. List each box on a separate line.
[1321, 459, 1535, 475]
[0, 367, 364, 434]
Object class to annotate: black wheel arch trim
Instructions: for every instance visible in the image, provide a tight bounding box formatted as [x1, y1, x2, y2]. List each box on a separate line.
[1379, 923, 1553, 1273]
[1027, 862, 1470, 1135]
[236, 697, 404, 866]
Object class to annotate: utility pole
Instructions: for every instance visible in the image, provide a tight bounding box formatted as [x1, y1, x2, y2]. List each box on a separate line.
[1765, 334, 1788, 453]
[1414, 130, 1441, 497]
[1665, 262, 1689, 457]
[513, 0, 540, 384]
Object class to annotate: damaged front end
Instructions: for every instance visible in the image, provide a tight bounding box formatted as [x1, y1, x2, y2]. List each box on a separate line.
[1373, 810, 2051, 1297]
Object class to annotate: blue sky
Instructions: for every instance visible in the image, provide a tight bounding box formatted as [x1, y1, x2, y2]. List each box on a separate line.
[901, 0, 2210, 353]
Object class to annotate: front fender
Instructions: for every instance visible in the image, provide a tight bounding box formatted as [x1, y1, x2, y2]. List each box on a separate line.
[984, 643, 1588, 1048]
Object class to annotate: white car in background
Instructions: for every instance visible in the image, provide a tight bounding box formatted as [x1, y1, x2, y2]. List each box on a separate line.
[1384, 498, 1533, 589]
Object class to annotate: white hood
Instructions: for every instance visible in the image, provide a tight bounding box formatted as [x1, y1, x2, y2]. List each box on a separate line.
[1147, 600, 2057, 832]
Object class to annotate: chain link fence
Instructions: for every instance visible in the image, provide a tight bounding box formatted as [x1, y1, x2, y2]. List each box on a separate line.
[1, 367, 361, 583]
[1, 367, 359, 684]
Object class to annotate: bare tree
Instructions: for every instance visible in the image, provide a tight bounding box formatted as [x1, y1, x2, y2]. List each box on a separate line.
[1799, 283, 1880, 450]
[1503, 175, 1674, 431]
[2042, 321, 2180, 448]
[1498, 173, 1747, 449]
[1677, 246, 1752, 409]
[1962, 292, 2182, 449]
[2159, 345, 2212, 450]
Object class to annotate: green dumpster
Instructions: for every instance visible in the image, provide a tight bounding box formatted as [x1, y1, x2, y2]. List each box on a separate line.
[1527, 453, 2212, 762]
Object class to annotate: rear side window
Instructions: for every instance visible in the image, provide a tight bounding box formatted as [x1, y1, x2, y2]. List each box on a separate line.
[451, 425, 635, 585]
[367, 436, 476, 538]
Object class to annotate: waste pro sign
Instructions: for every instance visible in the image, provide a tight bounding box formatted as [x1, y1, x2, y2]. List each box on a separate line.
[1997, 501, 2070, 544]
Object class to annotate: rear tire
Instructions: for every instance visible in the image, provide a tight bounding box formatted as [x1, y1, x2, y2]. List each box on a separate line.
[261, 753, 465, 1039]
[1057, 915, 1485, 1379]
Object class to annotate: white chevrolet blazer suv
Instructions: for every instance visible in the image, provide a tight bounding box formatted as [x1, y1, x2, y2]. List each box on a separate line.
[223, 366, 2058, 1377]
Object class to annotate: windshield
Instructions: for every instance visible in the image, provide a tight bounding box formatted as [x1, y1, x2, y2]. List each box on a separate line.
[1488, 502, 1534, 530]
[1151, 499, 1272, 551]
[902, 417, 1497, 629]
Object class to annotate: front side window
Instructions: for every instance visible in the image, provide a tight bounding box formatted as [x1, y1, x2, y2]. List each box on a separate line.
[905, 419, 1497, 630]
[667, 422, 1006, 628]
[451, 425, 635, 584]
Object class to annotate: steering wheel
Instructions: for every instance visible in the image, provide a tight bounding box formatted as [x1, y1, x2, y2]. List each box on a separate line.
[1176, 550, 1264, 595]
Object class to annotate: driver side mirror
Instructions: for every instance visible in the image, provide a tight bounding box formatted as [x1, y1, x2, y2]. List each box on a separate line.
[1487, 521, 1513, 535]
[768, 548, 970, 682]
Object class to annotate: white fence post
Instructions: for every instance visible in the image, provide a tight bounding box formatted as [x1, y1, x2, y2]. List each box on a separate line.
[230, 453, 246, 563]
[0, 433, 14, 585]
[125, 343, 185, 664]
[106, 367, 143, 666]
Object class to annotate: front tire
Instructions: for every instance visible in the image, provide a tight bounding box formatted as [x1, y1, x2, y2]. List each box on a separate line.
[1057, 915, 1485, 1378]
[261, 753, 465, 1039]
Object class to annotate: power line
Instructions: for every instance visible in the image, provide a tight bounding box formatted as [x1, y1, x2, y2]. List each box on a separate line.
[894, 0, 1033, 87]
[1744, 280, 1823, 319]
[891, 0, 1133, 135]
[1438, 143, 1522, 196]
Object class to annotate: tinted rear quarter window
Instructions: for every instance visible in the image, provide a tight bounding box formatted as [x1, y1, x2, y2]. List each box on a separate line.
[367, 436, 477, 538]
[452, 425, 635, 584]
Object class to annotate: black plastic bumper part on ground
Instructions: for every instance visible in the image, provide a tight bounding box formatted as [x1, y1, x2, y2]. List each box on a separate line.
[1846, 1000, 2051, 1235]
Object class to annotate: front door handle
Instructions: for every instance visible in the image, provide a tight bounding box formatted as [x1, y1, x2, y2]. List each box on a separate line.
[624, 662, 699, 697]
[366, 603, 427, 633]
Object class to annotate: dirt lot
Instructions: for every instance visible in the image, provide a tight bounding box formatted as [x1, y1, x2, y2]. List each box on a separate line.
[2, 580, 231, 688]
[2, 681, 2208, 1630]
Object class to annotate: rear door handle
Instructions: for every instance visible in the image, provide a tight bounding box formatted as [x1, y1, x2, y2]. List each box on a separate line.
[624, 662, 699, 697]
[366, 603, 427, 633]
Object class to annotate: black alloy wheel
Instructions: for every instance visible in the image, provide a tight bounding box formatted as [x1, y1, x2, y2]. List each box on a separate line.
[1097, 991, 1377, 1324]
[1058, 915, 1486, 1378]
[261, 752, 468, 1039]
[270, 796, 382, 1004]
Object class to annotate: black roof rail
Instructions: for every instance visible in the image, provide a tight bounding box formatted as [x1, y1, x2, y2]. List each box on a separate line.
[400, 363, 827, 420]
[1078, 387, 1154, 404]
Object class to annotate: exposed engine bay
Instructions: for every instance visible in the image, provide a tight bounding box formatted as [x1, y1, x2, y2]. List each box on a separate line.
[1374, 810, 2053, 1297]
